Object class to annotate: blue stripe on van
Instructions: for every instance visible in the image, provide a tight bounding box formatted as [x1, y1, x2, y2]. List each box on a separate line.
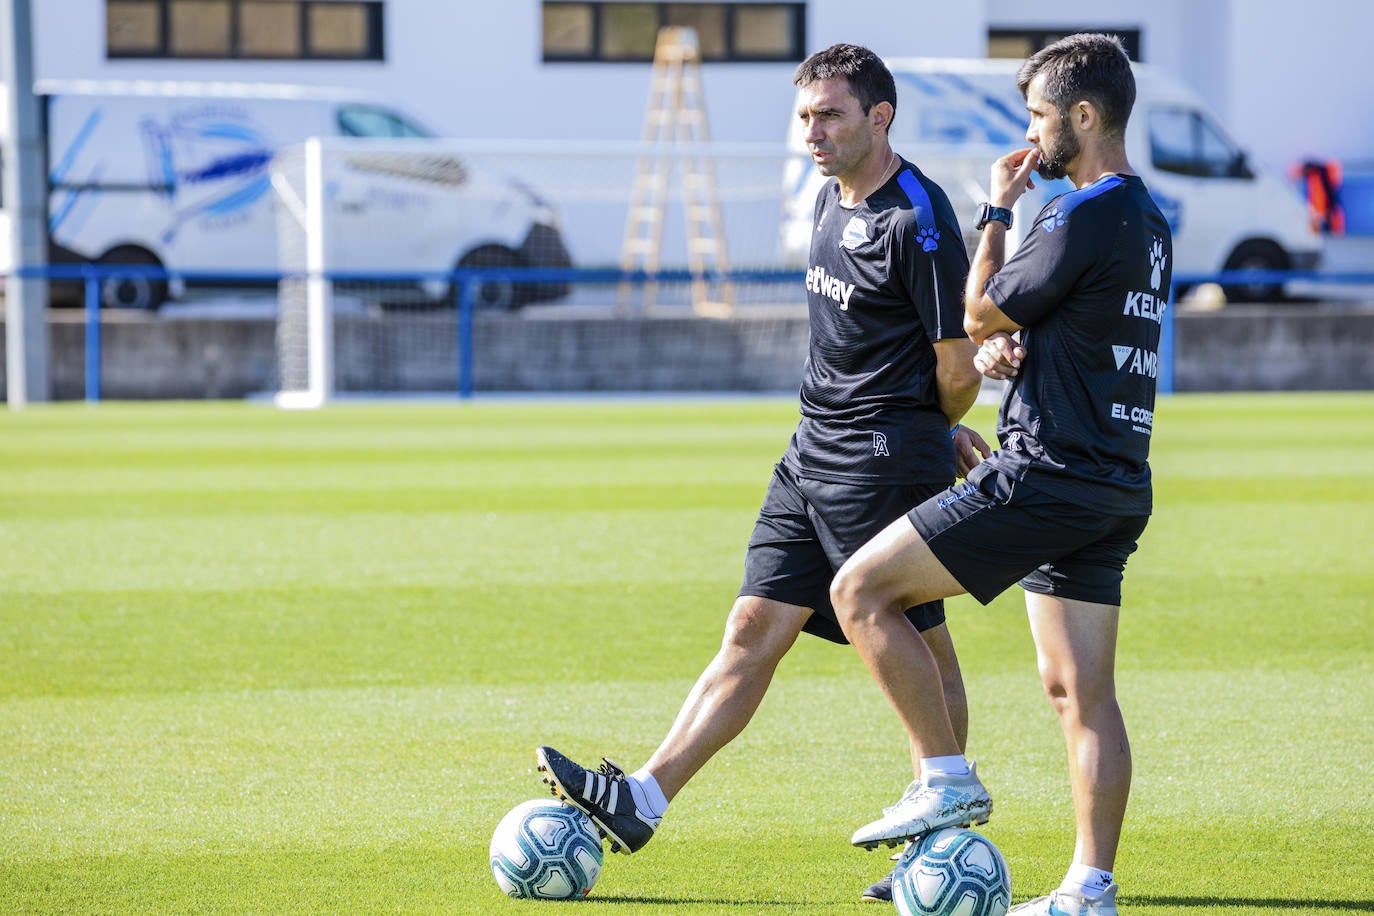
[939, 73, 1027, 137]
[48, 107, 102, 186]
[894, 71, 947, 99]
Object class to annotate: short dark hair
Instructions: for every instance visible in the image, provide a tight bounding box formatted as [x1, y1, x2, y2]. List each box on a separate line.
[793, 43, 897, 131]
[1016, 33, 1136, 138]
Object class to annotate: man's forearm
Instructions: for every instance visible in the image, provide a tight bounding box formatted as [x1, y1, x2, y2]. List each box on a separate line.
[966, 224, 1006, 300]
[939, 384, 980, 429]
[964, 224, 1019, 344]
[936, 340, 983, 426]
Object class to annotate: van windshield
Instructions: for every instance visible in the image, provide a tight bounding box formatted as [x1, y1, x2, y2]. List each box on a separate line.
[337, 104, 435, 138]
[1149, 108, 1253, 179]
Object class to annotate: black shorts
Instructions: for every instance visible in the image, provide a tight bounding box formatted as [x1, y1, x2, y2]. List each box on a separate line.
[740, 461, 947, 644]
[907, 463, 1149, 606]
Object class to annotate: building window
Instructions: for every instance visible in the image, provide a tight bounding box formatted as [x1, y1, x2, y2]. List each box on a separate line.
[107, 1, 164, 54]
[240, 1, 301, 57]
[542, 2, 806, 63]
[169, 0, 232, 56]
[106, 0, 385, 60]
[988, 28, 1141, 62]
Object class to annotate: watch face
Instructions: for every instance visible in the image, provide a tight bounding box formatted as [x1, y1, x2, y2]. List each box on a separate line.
[978, 204, 1010, 229]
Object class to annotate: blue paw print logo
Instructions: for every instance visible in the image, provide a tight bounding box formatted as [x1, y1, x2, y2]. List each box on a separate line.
[1040, 208, 1067, 233]
[1149, 236, 1168, 291]
[916, 226, 940, 252]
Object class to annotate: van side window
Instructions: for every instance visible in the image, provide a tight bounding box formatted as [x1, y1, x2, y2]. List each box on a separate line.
[337, 104, 434, 138]
[1149, 108, 1253, 180]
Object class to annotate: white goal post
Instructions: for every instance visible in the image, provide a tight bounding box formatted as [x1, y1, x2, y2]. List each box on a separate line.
[272, 138, 332, 409]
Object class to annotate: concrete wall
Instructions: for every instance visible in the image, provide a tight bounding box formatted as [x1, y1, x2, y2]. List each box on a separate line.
[1173, 306, 1374, 392]
[3, 306, 1372, 400]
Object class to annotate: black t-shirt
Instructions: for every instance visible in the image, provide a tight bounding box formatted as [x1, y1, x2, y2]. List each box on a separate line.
[783, 158, 970, 485]
[982, 173, 1172, 515]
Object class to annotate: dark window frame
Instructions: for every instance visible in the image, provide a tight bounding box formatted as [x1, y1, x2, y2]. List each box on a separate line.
[987, 27, 1142, 63]
[106, 0, 385, 61]
[542, 2, 806, 64]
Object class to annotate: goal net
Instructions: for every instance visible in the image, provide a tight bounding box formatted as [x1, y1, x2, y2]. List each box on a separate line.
[270, 137, 818, 404]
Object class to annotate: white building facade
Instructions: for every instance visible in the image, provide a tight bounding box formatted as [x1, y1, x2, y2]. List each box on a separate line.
[25, 0, 1374, 175]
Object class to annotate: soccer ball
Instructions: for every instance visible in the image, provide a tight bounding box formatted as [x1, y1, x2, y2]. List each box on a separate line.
[892, 827, 1011, 916]
[489, 799, 604, 899]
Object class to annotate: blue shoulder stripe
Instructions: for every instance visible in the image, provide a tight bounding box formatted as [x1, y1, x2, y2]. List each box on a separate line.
[895, 169, 942, 253]
[1037, 174, 1124, 234]
[1059, 174, 1125, 215]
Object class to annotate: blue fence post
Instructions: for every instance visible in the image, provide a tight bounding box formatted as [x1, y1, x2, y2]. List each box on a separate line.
[457, 270, 475, 399]
[1159, 282, 1176, 396]
[84, 268, 101, 403]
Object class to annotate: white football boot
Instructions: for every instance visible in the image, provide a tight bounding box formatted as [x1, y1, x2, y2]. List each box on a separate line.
[850, 763, 991, 849]
[1009, 883, 1119, 915]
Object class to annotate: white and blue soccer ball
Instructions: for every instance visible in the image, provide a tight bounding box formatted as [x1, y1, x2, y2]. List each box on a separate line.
[489, 799, 604, 899]
[892, 827, 1011, 916]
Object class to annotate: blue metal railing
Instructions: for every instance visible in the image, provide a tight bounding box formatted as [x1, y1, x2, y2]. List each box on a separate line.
[10, 264, 807, 401]
[7, 264, 1374, 402]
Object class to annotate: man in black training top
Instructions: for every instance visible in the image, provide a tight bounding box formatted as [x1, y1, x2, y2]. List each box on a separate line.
[533, 43, 989, 900]
[831, 33, 1170, 916]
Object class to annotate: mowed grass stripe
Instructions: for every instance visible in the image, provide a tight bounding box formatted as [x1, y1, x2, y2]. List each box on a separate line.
[1, 394, 1371, 913]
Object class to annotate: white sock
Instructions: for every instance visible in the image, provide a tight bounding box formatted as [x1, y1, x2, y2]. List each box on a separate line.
[1060, 864, 1114, 898]
[919, 755, 970, 779]
[627, 769, 669, 819]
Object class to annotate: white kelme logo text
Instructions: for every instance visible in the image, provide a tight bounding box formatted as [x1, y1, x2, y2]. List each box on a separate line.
[1122, 291, 1166, 323]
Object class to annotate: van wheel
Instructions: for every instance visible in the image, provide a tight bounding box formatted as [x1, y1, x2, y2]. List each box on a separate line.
[455, 246, 523, 311]
[1222, 240, 1288, 303]
[98, 247, 167, 310]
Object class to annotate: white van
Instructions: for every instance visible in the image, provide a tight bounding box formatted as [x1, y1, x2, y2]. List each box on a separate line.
[38, 79, 571, 310]
[781, 58, 1322, 301]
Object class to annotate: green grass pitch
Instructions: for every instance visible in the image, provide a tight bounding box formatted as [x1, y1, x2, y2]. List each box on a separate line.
[1, 394, 1370, 914]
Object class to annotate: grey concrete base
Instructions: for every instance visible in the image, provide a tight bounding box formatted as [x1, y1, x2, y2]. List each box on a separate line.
[3, 305, 1372, 401]
[1172, 304, 1374, 391]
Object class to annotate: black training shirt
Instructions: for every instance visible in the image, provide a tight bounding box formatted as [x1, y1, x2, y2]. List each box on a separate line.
[784, 159, 970, 485]
[983, 173, 1172, 515]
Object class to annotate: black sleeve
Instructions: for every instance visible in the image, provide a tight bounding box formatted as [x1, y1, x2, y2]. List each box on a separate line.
[985, 200, 1102, 327]
[896, 210, 970, 343]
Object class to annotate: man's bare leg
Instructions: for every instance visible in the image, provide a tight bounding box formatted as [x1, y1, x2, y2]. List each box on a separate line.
[1024, 591, 1130, 872]
[642, 596, 810, 800]
[831, 516, 966, 762]
[831, 516, 991, 848]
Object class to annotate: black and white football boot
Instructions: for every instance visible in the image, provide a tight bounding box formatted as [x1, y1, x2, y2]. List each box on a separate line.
[535, 745, 660, 854]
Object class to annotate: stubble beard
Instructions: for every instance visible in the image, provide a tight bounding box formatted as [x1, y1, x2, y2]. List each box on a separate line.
[1035, 116, 1080, 180]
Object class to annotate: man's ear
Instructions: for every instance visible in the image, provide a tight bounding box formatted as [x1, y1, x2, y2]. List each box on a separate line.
[1073, 99, 1098, 132]
[871, 100, 894, 134]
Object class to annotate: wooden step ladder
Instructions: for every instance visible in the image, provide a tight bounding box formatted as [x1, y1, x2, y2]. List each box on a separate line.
[619, 26, 734, 317]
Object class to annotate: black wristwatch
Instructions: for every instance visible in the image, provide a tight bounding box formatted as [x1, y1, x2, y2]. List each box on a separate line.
[976, 202, 1014, 230]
